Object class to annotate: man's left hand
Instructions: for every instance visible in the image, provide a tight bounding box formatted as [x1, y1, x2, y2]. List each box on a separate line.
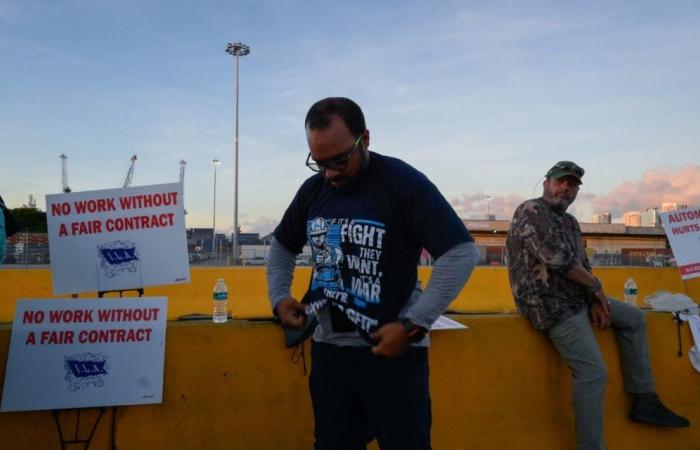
[370, 322, 410, 358]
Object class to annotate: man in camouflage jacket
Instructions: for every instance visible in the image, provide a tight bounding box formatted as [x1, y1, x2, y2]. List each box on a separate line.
[506, 161, 689, 450]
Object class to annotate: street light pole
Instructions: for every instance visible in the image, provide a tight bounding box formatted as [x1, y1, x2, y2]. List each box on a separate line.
[225, 41, 250, 265]
[212, 159, 220, 255]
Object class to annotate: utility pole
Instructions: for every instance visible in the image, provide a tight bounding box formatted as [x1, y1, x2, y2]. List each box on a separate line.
[225, 41, 250, 265]
[60, 154, 71, 193]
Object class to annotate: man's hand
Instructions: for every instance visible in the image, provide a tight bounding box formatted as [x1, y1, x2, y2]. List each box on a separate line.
[275, 297, 307, 329]
[370, 322, 410, 358]
[592, 289, 611, 314]
[589, 292, 611, 330]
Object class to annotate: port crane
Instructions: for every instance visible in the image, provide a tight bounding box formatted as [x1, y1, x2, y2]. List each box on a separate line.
[123, 154, 137, 188]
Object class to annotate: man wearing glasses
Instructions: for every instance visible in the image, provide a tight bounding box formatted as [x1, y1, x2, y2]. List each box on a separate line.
[506, 161, 689, 450]
[267, 97, 479, 449]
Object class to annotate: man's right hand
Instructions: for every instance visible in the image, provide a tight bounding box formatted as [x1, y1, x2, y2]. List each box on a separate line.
[275, 297, 307, 329]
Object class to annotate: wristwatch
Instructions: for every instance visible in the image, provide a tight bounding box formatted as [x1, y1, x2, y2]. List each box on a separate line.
[400, 318, 429, 343]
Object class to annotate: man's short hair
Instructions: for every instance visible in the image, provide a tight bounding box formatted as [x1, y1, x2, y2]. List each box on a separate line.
[305, 97, 366, 138]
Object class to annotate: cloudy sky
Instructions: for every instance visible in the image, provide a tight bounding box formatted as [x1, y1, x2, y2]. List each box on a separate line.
[1, 0, 698, 235]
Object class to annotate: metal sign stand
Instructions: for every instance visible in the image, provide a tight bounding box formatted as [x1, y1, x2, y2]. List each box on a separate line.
[52, 288, 145, 449]
[52, 407, 109, 450]
[673, 311, 686, 357]
[97, 288, 144, 299]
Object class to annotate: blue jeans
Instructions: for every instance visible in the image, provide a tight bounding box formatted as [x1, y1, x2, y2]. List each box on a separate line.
[547, 299, 655, 450]
[309, 341, 431, 450]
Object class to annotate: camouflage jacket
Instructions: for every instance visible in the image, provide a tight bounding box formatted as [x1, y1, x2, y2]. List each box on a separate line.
[505, 197, 592, 330]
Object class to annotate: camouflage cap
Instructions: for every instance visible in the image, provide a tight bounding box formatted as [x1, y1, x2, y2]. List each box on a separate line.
[545, 161, 584, 184]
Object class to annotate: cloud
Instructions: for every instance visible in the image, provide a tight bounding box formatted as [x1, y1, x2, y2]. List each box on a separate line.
[451, 165, 700, 223]
[589, 165, 700, 216]
[222, 214, 279, 237]
[451, 192, 527, 220]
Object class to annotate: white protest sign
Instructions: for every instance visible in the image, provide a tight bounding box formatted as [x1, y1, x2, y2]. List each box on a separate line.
[659, 207, 700, 280]
[1, 298, 167, 412]
[46, 183, 190, 294]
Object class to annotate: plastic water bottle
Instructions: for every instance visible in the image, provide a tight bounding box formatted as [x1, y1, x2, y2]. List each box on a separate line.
[212, 278, 229, 323]
[624, 277, 638, 306]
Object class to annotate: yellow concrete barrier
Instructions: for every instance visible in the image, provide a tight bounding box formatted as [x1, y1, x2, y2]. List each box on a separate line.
[0, 267, 698, 449]
[1, 267, 698, 322]
[0, 313, 697, 449]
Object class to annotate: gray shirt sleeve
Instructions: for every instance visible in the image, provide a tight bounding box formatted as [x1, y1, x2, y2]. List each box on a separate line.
[266, 236, 297, 314]
[405, 241, 479, 329]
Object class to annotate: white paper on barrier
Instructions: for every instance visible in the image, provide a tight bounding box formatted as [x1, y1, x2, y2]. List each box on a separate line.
[687, 315, 700, 341]
[687, 316, 700, 373]
[45, 183, 190, 295]
[1, 298, 167, 412]
[430, 315, 468, 331]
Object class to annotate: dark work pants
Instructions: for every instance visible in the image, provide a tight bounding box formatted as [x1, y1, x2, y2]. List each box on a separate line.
[309, 341, 432, 450]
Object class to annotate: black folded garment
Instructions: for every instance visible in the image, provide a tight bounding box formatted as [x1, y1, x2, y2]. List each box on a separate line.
[283, 314, 319, 348]
[281, 290, 319, 348]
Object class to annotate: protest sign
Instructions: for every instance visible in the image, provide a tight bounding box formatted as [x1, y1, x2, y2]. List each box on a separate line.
[659, 207, 700, 280]
[1, 298, 167, 412]
[46, 183, 189, 294]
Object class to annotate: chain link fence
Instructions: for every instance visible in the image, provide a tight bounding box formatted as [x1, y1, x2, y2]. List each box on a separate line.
[2, 236, 676, 268]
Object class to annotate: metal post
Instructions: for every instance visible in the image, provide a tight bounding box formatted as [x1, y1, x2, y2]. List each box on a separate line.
[234, 52, 240, 264]
[212, 159, 220, 255]
[225, 42, 250, 265]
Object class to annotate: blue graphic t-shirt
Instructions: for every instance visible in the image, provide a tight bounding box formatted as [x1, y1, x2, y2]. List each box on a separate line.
[274, 152, 472, 343]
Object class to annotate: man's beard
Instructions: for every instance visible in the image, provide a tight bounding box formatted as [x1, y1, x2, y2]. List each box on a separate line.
[546, 195, 573, 212]
[328, 176, 357, 192]
[326, 150, 370, 193]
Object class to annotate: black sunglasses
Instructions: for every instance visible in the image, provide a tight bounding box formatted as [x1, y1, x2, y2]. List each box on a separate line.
[305, 135, 362, 173]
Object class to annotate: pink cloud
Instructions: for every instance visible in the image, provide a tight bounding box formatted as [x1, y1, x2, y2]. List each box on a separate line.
[590, 165, 700, 216]
[451, 192, 526, 220]
[450, 165, 700, 221]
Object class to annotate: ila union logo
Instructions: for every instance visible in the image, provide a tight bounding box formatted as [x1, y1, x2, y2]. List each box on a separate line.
[64, 353, 110, 392]
[98, 240, 140, 278]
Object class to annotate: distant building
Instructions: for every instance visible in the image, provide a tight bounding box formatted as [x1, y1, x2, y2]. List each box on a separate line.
[187, 228, 229, 252]
[661, 202, 689, 212]
[188, 228, 212, 237]
[592, 213, 611, 224]
[463, 219, 671, 267]
[640, 208, 661, 227]
[236, 232, 263, 245]
[622, 211, 642, 227]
